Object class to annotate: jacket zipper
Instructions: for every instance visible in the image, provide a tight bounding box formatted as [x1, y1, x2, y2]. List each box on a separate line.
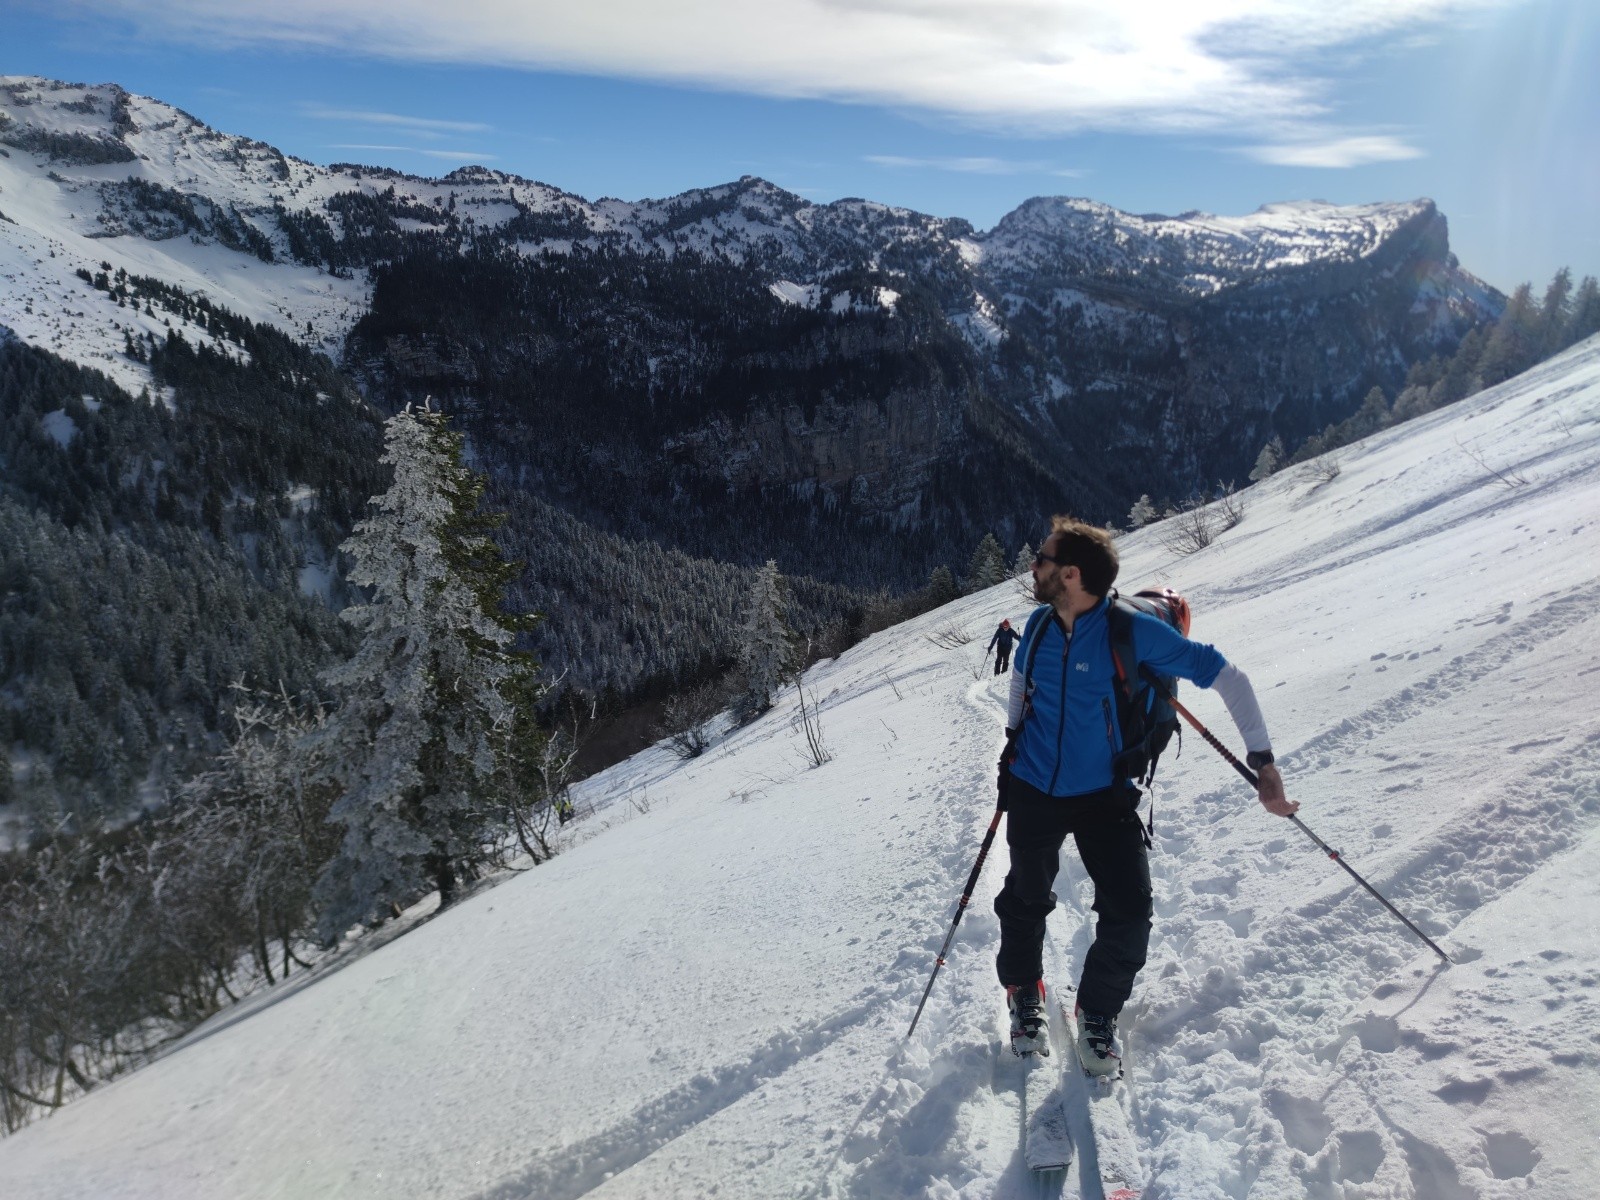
[1047, 618, 1071, 794]
[1101, 696, 1117, 750]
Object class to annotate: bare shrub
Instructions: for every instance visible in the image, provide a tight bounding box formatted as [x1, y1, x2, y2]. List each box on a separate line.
[1214, 481, 1245, 531]
[654, 679, 726, 760]
[924, 620, 975, 649]
[1309, 457, 1343, 486]
[500, 688, 589, 865]
[1159, 483, 1244, 556]
[792, 681, 832, 768]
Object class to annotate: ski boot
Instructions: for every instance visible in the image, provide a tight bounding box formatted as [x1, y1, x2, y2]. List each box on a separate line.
[1007, 981, 1049, 1056]
[1074, 1006, 1120, 1079]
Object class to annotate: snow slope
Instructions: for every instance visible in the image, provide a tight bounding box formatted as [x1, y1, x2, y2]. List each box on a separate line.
[3, 339, 1599, 1198]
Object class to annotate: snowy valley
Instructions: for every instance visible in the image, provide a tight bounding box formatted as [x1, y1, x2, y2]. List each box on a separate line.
[3, 328, 1598, 1198]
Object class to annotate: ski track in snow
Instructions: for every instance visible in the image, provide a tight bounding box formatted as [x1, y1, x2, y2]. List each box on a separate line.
[3, 342, 1600, 1197]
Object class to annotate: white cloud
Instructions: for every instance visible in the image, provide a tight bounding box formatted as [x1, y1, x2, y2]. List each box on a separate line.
[1242, 135, 1426, 168]
[865, 154, 1082, 176]
[303, 105, 491, 133]
[74, 0, 1516, 142]
[329, 143, 498, 161]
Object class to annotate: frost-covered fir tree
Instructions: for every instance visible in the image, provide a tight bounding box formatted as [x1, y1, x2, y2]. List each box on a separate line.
[312, 404, 536, 941]
[1249, 436, 1285, 482]
[735, 559, 796, 721]
[1127, 494, 1157, 528]
[964, 533, 1008, 593]
[1012, 544, 1034, 577]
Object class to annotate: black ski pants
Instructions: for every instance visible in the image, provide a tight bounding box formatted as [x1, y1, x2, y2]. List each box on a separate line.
[993, 647, 1012, 675]
[994, 775, 1152, 1017]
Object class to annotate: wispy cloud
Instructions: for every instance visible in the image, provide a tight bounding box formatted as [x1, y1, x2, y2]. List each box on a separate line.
[865, 154, 1087, 178]
[1241, 135, 1425, 168]
[69, 0, 1516, 156]
[303, 104, 491, 133]
[328, 142, 497, 161]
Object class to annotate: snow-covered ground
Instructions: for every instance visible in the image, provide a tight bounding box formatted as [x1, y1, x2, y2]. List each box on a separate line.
[4, 338, 1599, 1198]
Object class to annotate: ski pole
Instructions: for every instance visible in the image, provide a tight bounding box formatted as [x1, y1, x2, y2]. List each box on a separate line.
[906, 803, 1005, 1039]
[1140, 667, 1451, 964]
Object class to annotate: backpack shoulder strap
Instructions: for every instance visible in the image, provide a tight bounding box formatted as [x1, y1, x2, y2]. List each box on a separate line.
[1106, 595, 1138, 703]
[1016, 604, 1054, 729]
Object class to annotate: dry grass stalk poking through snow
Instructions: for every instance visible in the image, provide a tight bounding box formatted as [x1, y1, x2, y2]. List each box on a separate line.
[1456, 436, 1529, 489]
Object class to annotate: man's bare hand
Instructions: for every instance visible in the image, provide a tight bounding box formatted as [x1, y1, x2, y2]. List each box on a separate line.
[1256, 763, 1299, 816]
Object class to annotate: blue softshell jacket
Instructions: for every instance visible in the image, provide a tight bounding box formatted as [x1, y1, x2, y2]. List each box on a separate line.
[1011, 598, 1226, 798]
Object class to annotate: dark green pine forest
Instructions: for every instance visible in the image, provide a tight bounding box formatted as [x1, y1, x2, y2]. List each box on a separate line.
[0, 276, 902, 828]
[345, 243, 1090, 591]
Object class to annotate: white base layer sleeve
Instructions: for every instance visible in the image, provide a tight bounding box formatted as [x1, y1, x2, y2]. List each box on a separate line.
[1209, 662, 1271, 754]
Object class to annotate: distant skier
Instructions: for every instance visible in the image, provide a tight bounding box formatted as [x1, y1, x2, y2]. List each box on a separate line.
[986, 618, 1019, 675]
[997, 517, 1297, 1073]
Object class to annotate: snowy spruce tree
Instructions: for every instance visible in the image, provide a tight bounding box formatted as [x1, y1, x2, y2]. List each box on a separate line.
[1249, 436, 1285, 482]
[963, 533, 1008, 593]
[312, 404, 537, 941]
[926, 564, 957, 607]
[1127, 494, 1157, 528]
[734, 559, 796, 721]
[1012, 544, 1034, 577]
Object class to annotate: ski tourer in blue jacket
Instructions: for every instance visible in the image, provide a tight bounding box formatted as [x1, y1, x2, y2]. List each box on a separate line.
[995, 517, 1297, 1076]
[1004, 596, 1226, 797]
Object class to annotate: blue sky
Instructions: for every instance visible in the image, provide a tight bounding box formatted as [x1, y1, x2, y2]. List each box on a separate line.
[7, 0, 1596, 292]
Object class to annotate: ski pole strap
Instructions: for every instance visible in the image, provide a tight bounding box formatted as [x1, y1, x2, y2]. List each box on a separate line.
[1139, 667, 1452, 965]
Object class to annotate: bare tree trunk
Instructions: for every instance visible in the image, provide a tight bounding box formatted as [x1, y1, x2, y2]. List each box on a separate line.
[63, 1055, 93, 1094]
[508, 801, 546, 865]
[427, 854, 458, 909]
[254, 904, 276, 986]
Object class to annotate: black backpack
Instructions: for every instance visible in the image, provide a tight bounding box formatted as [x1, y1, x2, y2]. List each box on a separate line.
[1105, 588, 1190, 787]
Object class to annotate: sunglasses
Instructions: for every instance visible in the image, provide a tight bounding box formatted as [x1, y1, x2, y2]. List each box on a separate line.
[1033, 550, 1071, 568]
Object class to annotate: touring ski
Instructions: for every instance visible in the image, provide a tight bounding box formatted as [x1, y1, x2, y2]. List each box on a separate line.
[1022, 1049, 1073, 1172]
[1064, 1002, 1146, 1198]
[1009, 989, 1073, 1172]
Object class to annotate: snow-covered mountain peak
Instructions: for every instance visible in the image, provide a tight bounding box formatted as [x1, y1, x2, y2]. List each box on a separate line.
[0, 73, 1495, 429]
[0, 77, 376, 391]
[978, 193, 1439, 295]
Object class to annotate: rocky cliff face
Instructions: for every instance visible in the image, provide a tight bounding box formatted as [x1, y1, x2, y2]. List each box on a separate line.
[980, 199, 1497, 494]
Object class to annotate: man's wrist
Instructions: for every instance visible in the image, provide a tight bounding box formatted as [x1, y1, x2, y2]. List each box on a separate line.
[1246, 749, 1275, 770]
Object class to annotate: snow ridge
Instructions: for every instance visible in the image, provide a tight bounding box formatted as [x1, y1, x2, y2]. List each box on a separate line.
[1, 75, 1491, 400]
